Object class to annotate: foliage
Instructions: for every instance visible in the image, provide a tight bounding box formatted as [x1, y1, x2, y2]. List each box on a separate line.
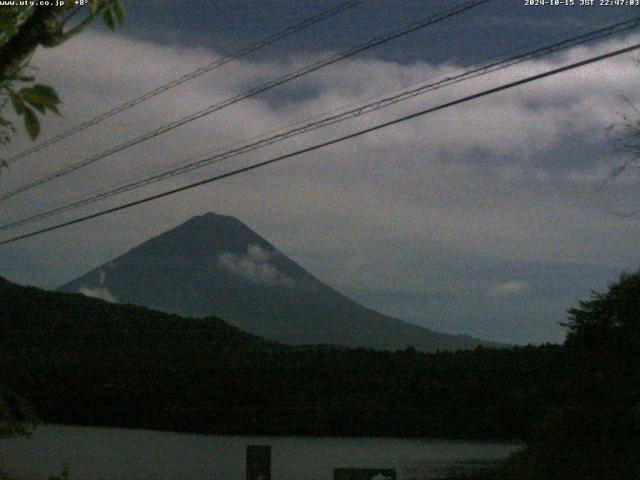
[484, 271, 640, 480]
[48, 464, 69, 480]
[5, 83, 61, 142]
[605, 108, 640, 189]
[0, 275, 566, 441]
[564, 271, 640, 352]
[7, 272, 640, 478]
[0, 383, 38, 438]
[0, 1, 124, 145]
[0, 464, 69, 480]
[0, 1, 124, 435]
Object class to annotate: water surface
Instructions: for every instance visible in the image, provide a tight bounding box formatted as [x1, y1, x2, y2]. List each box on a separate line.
[0, 425, 520, 480]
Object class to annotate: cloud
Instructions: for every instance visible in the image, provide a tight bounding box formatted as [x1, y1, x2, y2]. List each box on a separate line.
[218, 244, 295, 287]
[78, 286, 119, 303]
[487, 281, 532, 298]
[2, 29, 640, 343]
[76, 268, 118, 303]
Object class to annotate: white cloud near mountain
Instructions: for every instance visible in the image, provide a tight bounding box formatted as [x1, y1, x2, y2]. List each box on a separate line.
[77, 268, 119, 303]
[78, 286, 119, 303]
[218, 244, 295, 287]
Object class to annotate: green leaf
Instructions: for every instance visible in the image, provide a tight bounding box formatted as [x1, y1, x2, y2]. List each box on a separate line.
[20, 84, 60, 108]
[30, 102, 46, 114]
[47, 103, 61, 116]
[31, 84, 60, 104]
[103, 7, 115, 31]
[23, 107, 40, 140]
[9, 92, 24, 115]
[114, 0, 125, 24]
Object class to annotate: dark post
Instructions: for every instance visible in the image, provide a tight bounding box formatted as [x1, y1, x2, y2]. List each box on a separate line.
[246, 445, 271, 480]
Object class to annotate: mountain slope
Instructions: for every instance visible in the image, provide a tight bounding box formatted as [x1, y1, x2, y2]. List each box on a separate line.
[60, 212, 500, 351]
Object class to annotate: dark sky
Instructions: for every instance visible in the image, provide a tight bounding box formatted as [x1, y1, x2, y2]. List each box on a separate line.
[123, 1, 630, 62]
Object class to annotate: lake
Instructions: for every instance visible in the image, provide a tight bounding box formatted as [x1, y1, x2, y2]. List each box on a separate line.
[0, 425, 520, 480]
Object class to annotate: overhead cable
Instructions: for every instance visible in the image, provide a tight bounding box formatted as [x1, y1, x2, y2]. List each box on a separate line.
[4, 0, 367, 166]
[1, 41, 637, 246]
[3, 14, 638, 230]
[0, 0, 492, 203]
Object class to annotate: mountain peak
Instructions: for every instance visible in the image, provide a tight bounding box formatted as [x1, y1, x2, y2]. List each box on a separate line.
[123, 212, 269, 259]
[192, 212, 239, 224]
[179, 212, 245, 232]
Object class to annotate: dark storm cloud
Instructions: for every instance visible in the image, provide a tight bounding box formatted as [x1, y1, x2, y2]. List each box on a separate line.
[121, 0, 634, 64]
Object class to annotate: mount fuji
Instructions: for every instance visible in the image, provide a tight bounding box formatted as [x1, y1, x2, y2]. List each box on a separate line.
[60, 213, 499, 351]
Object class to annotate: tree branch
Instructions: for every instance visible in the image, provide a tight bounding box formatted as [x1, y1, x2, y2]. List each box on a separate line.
[44, 1, 115, 47]
[0, 7, 59, 81]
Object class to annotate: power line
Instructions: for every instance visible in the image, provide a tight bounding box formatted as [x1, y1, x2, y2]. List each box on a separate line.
[0, 0, 492, 203]
[1, 41, 637, 247]
[3, 15, 638, 231]
[4, 0, 367, 166]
